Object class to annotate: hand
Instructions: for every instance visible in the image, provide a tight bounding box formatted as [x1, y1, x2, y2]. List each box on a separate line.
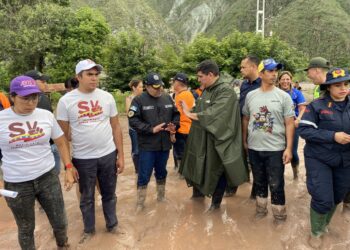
[294, 119, 300, 128]
[282, 149, 292, 164]
[334, 132, 350, 144]
[64, 167, 79, 191]
[243, 141, 248, 155]
[164, 122, 176, 133]
[153, 123, 166, 133]
[116, 157, 124, 175]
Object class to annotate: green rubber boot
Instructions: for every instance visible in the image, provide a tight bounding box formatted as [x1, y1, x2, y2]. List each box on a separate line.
[323, 206, 337, 233]
[309, 208, 327, 249]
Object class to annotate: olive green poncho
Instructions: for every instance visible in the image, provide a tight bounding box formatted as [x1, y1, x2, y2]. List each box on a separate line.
[179, 77, 248, 196]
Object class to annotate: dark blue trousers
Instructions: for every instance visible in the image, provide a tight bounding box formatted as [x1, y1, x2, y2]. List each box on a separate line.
[137, 150, 169, 187]
[305, 157, 350, 214]
[72, 150, 117, 233]
[248, 149, 286, 205]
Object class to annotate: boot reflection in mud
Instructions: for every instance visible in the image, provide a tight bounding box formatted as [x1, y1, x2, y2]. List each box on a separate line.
[179, 60, 248, 211]
[128, 73, 180, 211]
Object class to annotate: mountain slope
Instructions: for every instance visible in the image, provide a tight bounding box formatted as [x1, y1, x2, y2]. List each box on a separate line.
[71, 0, 179, 45]
[72, 0, 350, 65]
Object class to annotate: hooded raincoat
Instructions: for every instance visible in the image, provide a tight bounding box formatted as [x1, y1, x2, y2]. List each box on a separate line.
[179, 76, 248, 195]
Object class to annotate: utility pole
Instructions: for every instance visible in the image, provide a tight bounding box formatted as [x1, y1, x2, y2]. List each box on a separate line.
[256, 0, 265, 37]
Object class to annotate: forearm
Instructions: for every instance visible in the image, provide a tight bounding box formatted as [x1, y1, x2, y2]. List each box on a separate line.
[185, 112, 198, 121]
[285, 117, 295, 150]
[242, 117, 249, 144]
[113, 126, 124, 159]
[53, 136, 72, 166]
[111, 116, 124, 159]
[298, 126, 335, 143]
[297, 105, 306, 120]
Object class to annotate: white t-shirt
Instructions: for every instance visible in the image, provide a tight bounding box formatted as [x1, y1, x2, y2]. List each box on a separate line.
[56, 88, 118, 159]
[0, 108, 63, 182]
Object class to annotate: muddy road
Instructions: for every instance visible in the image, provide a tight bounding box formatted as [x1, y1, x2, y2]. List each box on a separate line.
[1, 115, 350, 250]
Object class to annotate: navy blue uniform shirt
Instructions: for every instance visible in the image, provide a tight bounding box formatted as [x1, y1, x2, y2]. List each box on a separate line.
[298, 94, 350, 167]
[239, 77, 261, 115]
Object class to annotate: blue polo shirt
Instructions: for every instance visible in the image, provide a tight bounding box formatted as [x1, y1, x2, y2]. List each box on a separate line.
[286, 88, 306, 117]
[239, 77, 261, 115]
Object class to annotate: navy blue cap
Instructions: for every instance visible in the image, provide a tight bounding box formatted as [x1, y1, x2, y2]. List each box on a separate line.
[173, 72, 189, 85]
[144, 73, 164, 88]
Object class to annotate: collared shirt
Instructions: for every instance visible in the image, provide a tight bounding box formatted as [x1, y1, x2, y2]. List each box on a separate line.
[239, 77, 261, 115]
[285, 88, 306, 117]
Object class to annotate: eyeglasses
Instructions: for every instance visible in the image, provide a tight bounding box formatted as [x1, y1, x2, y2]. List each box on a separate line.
[17, 94, 39, 102]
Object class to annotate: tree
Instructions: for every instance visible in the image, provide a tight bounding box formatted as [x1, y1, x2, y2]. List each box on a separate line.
[0, 3, 73, 74]
[45, 7, 110, 82]
[102, 30, 160, 91]
[0, 3, 110, 83]
[221, 31, 307, 77]
[181, 34, 225, 74]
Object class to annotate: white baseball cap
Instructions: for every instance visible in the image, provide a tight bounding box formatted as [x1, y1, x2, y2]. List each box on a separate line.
[75, 59, 103, 74]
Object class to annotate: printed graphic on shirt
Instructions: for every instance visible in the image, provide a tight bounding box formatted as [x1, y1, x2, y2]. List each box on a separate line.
[8, 121, 45, 144]
[77, 100, 103, 123]
[252, 106, 274, 134]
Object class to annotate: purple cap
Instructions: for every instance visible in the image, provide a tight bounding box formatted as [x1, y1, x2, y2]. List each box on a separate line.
[10, 76, 41, 96]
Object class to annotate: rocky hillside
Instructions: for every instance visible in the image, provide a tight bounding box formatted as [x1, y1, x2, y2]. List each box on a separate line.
[72, 0, 350, 65]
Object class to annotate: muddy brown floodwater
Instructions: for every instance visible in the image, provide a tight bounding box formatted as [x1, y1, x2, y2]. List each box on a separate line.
[1, 115, 350, 250]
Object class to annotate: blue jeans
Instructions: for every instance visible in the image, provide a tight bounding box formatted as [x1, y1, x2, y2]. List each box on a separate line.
[248, 150, 286, 205]
[305, 157, 350, 214]
[72, 150, 118, 233]
[5, 168, 68, 249]
[51, 144, 61, 174]
[291, 129, 300, 165]
[137, 150, 169, 187]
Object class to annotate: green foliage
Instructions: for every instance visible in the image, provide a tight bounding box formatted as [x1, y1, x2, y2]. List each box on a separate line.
[181, 34, 225, 74]
[49, 91, 62, 108]
[269, 0, 350, 67]
[110, 90, 129, 113]
[181, 31, 307, 85]
[0, 3, 73, 74]
[102, 30, 160, 91]
[45, 7, 110, 82]
[0, 0, 310, 93]
[0, 62, 11, 91]
[0, 1, 110, 83]
[156, 43, 183, 86]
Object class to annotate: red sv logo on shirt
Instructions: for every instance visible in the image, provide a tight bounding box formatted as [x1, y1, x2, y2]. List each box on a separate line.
[8, 121, 45, 143]
[78, 100, 103, 118]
